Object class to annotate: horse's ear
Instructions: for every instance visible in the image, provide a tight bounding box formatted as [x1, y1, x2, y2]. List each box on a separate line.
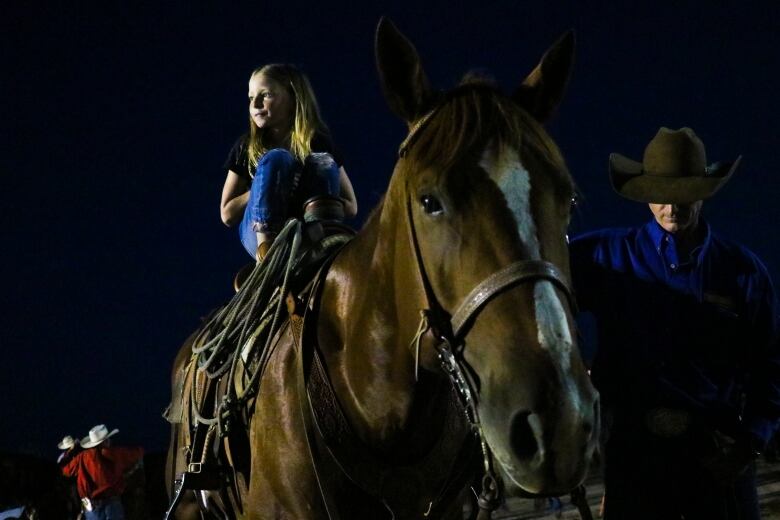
[513, 31, 575, 123]
[375, 17, 435, 124]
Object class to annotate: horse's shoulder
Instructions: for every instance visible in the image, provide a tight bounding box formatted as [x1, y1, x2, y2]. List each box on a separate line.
[709, 233, 769, 273]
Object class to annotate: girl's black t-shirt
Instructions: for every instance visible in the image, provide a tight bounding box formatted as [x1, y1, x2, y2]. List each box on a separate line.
[222, 132, 345, 183]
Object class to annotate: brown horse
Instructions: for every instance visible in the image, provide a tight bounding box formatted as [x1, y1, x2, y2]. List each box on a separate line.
[167, 18, 599, 519]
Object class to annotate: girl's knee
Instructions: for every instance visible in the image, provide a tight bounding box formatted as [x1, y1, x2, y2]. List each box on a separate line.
[304, 153, 340, 193]
[305, 152, 337, 172]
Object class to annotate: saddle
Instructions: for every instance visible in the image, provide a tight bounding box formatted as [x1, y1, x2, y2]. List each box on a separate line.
[164, 196, 355, 518]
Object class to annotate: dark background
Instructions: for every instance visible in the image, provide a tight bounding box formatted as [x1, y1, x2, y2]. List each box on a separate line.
[2, 1, 778, 458]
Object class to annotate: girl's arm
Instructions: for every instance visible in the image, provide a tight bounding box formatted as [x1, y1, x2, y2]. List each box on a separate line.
[338, 166, 358, 218]
[220, 170, 250, 226]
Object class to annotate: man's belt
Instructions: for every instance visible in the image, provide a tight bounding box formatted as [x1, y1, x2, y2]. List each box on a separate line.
[80, 497, 94, 512]
[644, 407, 692, 438]
[81, 495, 119, 512]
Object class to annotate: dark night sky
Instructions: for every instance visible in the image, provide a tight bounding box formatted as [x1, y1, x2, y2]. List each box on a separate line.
[2, 1, 779, 459]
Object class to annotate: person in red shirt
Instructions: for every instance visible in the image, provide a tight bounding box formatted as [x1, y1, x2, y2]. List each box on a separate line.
[56, 434, 82, 465]
[61, 424, 144, 520]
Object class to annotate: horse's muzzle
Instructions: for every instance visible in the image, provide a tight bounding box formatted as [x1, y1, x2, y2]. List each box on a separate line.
[493, 386, 600, 496]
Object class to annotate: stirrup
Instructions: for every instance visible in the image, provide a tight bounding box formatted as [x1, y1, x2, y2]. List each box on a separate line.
[163, 465, 224, 520]
[181, 462, 225, 490]
[303, 195, 344, 223]
[164, 476, 187, 520]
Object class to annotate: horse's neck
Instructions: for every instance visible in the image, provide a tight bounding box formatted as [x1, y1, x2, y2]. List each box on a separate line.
[316, 204, 444, 449]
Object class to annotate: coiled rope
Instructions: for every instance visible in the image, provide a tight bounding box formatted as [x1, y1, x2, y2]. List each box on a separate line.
[189, 219, 304, 432]
[189, 218, 351, 437]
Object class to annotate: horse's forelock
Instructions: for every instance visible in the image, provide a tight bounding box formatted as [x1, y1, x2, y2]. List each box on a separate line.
[393, 82, 574, 260]
[404, 83, 565, 183]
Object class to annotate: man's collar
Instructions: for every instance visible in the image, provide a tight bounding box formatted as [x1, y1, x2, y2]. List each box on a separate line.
[646, 218, 668, 250]
[644, 218, 712, 262]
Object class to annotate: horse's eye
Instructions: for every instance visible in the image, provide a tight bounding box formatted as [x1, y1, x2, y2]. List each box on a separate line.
[570, 194, 579, 209]
[420, 194, 444, 215]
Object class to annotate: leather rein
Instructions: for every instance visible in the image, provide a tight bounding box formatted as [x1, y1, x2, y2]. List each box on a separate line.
[400, 103, 576, 515]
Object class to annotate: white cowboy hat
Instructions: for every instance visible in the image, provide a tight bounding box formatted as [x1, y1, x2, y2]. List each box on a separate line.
[80, 424, 119, 448]
[57, 435, 77, 450]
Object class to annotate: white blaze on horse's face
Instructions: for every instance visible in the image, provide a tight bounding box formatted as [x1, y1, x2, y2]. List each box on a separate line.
[479, 145, 573, 369]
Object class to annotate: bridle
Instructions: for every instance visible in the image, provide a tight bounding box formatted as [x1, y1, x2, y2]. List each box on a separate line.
[400, 102, 576, 515]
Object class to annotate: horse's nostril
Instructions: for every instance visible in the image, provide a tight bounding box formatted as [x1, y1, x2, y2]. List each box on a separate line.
[510, 410, 540, 460]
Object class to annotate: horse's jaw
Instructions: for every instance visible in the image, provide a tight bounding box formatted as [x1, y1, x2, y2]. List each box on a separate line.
[491, 442, 591, 498]
[478, 378, 599, 497]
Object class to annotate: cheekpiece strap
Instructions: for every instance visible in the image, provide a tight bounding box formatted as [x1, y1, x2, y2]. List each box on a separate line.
[398, 105, 442, 157]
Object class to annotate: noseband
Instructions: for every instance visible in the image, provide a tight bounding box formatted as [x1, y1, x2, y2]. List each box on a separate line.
[400, 104, 575, 513]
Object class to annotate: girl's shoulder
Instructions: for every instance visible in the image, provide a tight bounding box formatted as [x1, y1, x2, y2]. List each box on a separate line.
[223, 134, 252, 180]
[229, 133, 250, 153]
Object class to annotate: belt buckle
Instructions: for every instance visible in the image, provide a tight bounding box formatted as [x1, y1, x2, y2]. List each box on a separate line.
[80, 497, 93, 512]
[645, 407, 691, 438]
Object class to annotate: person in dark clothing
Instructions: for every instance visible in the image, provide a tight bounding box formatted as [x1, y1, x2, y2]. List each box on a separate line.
[219, 63, 357, 261]
[570, 127, 780, 519]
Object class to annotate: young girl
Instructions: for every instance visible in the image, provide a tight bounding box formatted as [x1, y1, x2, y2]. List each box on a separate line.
[220, 64, 358, 260]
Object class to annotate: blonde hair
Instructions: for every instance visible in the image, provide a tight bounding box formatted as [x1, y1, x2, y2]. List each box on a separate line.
[246, 64, 329, 172]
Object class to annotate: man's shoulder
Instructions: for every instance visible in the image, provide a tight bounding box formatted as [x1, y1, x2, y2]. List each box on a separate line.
[61, 449, 90, 472]
[107, 445, 144, 458]
[708, 232, 772, 279]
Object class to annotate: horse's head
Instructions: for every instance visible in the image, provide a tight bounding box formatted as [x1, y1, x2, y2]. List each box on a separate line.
[375, 19, 599, 496]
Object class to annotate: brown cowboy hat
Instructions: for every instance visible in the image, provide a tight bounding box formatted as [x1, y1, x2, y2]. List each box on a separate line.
[608, 127, 741, 204]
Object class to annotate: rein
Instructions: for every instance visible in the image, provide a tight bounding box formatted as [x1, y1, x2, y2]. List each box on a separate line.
[401, 106, 575, 517]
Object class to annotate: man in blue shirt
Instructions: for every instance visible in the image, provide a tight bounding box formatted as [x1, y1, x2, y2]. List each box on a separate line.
[570, 127, 780, 519]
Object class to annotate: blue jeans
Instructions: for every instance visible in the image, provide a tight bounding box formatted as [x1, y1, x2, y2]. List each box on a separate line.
[239, 149, 340, 258]
[84, 496, 124, 520]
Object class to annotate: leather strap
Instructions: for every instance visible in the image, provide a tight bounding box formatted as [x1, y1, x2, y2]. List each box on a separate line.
[450, 260, 572, 339]
[293, 312, 341, 520]
[398, 104, 442, 157]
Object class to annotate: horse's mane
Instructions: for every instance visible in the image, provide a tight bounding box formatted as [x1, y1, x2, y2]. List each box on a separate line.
[408, 74, 568, 179]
